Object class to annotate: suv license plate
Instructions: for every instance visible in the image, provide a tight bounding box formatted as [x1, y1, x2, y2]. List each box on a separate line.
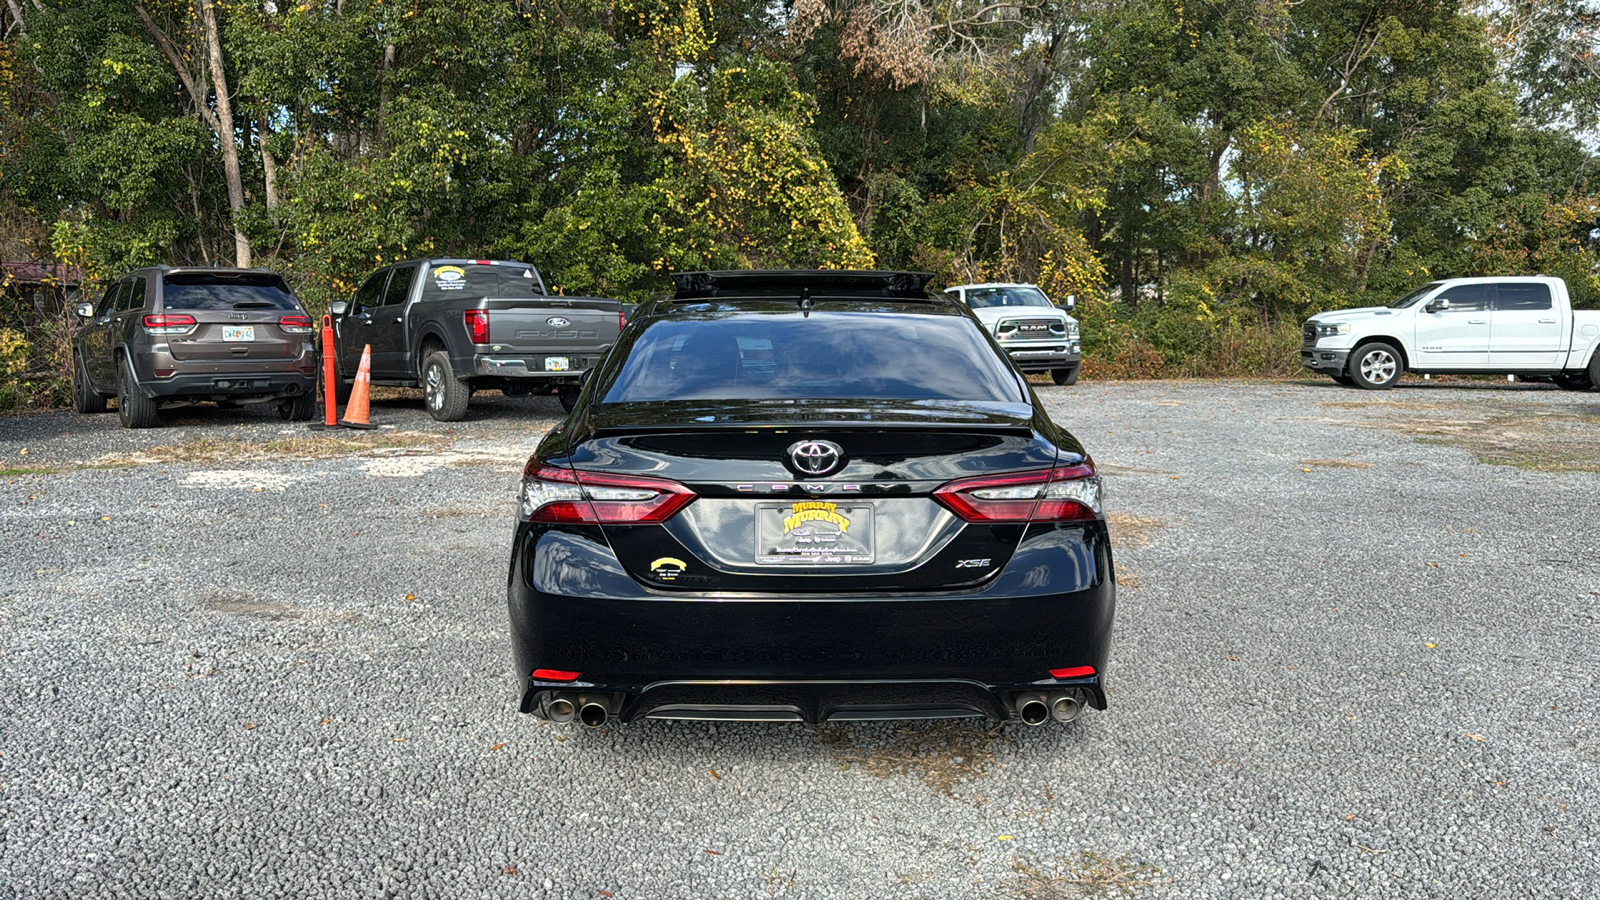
[755, 502, 875, 566]
[222, 325, 255, 342]
[545, 357, 569, 372]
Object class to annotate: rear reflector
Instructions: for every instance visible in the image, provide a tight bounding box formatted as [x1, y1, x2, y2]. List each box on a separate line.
[464, 309, 489, 344]
[520, 461, 696, 524]
[279, 314, 314, 334]
[141, 314, 197, 335]
[1049, 665, 1096, 679]
[933, 460, 1101, 523]
[532, 668, 581, 682]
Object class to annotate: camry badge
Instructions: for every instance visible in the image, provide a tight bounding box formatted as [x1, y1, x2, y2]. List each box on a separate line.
[787, 440, 845, 476]
[546, 316, 571, 327]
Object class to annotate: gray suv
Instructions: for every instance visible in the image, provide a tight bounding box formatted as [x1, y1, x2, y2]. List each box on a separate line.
[72, 267, 319, 428]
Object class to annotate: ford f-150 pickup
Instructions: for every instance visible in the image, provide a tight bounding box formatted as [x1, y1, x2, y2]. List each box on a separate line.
[1303, 276, 1600, 390]
[330, 259, 627, 420]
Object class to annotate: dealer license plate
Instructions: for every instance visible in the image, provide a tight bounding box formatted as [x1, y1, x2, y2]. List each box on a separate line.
[755, 501, 875, 566]
[222, 325, 255, 342]
[545, 356, 570, 372]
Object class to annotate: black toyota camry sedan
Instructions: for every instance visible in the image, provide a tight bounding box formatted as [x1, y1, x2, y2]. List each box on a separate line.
[506, 270, 1115, 727]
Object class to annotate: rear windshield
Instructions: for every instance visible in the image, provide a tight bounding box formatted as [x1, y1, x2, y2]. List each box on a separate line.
[600, 312, 1022, 403]
[162, 274, 300, 311]
[420, 263, 544, 300]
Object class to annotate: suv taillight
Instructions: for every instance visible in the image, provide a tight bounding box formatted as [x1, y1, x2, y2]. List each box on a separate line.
[933, 461, 1101, 523]
[464, 309, 489, 344]
[519, 462, 697, 523]
[279, 314, 314, 334]
[142, 314, 197, 335]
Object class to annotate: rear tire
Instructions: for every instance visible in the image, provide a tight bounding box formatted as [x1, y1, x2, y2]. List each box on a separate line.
[116, 354, 160, 429]
[278, 391, 318, 421]
[1552, 372, 1593, 392]
[557, 386, 580, 412]
[422, 350, 470, 422]
[1348, 342, 1402, 390]
[1051, 365, 1080, 386]
[73, 352, 107, 414]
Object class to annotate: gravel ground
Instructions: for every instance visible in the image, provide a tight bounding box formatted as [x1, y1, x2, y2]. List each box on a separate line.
[1, 380, 1596, 899]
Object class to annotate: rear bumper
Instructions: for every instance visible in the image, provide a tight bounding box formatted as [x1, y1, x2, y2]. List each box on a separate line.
[474, 353, 601, 378]
[507, 522, 1116, 722]
[141, 370, 317, 400]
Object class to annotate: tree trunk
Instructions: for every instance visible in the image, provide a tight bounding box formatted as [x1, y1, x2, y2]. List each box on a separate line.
[200, 0, 250, 267]
[257, 117, 280, 219]
[4, 0, 28, 37]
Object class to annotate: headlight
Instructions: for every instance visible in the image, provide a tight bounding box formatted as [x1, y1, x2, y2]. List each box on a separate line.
[1067, 322, 1080, 336]
[1314, 323, 1350, 337]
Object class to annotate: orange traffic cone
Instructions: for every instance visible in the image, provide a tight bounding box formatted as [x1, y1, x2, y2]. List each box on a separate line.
[340, 344, 376, 430]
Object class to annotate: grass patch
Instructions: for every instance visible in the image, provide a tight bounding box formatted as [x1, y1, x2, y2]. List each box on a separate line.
[1364, 403, 1600, 473]
[139, 431, 447, 464]
[819, 721, 1010, 798]
[1115, 570, 1142, 589]
[1105, 512, 1167, 548]
[1006, 853, 1163, 899]
[1299, 458, 1373, 469]
[0, 465, 61, 477]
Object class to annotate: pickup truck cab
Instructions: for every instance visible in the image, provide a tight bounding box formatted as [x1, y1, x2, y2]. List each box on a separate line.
[944, 282, 1083, 385]
[1303, 276, 1600, 390]
[330, 259, 627, 420]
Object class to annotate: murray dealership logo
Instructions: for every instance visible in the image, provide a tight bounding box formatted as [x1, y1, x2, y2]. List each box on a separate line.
[787, 440, 845, 476]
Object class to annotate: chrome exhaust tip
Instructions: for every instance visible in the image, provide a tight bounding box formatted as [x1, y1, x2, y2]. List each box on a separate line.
[1016, 693, 1050, 726]
[545, 695, 576, 725]
[578, 701, 609, 728]
[1050, 692, 1082, 724]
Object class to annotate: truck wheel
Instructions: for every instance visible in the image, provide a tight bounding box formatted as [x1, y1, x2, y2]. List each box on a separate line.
[1331, 374, 1355, 387]
[1551, 372, 1593, 392]
[422, 350, 470, 422]
[116, 354, 160, 429]
[1349, 343, 1402, 390]
[1051, 366, 1080, 386]
[73, 352, 108, 414]
[278, 391, 318, 421]
[557, 386, 580, 412]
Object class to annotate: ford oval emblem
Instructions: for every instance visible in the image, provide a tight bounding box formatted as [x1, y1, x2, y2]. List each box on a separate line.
[546, 316, 571, 327]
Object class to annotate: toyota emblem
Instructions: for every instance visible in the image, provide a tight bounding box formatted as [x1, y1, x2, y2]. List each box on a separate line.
[787, 440, 845, 476]
[546, 316, 571, 327]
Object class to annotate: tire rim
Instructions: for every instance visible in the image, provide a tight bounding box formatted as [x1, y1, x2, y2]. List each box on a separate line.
[425, 362, 444, 410]
[1360, 350, 1396, 384]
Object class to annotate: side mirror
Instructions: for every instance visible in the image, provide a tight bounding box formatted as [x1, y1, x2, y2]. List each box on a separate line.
[329, 300, 348, 316]
[75, 301, 97, 319]
[1063, 295, 1077, 311]
[1425, 298, 1450, 313]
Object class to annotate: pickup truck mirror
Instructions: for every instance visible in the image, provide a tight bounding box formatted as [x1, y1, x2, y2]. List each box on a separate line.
[1063, 295, 1076, 311]
[74, 301, 97, 319]
[329, 300, 348, 316]
[1425, 298, 1450, 313]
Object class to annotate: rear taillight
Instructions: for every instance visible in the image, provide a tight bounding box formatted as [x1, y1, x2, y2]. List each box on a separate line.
[464, 309, 489, 344]
[142, 314, 196, 335]
[519, 462, 696, 523]
[933, 461, 1101, 524]
[618, 310, 627, 332]
[279, 314, 314, 334]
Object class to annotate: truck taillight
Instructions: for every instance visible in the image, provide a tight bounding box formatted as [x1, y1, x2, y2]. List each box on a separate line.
[519, 461, 697, 523]
[279, 314, 314, 334]
[619, 310, 627, 332]
[464, 309, 489, 344]
[142, 314, 196, 335]
[933, 461, 1101, 523]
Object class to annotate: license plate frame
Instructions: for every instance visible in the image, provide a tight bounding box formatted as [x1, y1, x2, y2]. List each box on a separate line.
[755, 501, 875, 566]
[222, 325, 255, 342]
[545, 356, 570, 372]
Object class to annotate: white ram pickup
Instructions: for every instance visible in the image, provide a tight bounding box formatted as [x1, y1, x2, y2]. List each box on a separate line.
[944, 282, 1083, 385]
[1302, 276, 1600, 390]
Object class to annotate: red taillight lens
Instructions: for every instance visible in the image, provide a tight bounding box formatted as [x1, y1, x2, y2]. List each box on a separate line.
[464, 309, 489, 344]
[519, 461, 696, 523]
[532, 668, 581, 682]
[278, 314, 314, 334]
[1049, 665, 1096, 679]
[618, 310, 627, 332]
[141, 314, 196, 334]
[933, 461, 1100, 523]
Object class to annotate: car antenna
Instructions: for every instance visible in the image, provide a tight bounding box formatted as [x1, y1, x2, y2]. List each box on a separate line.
[799, 286, 813, 316]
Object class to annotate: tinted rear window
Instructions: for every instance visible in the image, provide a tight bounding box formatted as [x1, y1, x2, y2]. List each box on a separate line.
[420, 263, 544, 300]
[162, 274, 300, 311]
[601, 312, 1021, 403]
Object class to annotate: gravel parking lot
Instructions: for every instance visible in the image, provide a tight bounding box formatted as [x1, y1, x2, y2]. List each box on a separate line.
[2, 380, 1597, 899]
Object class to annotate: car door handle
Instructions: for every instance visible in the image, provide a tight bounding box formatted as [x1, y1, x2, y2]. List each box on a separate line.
[1538, 318, 1557, 324]
[392, 317, 402, 324]
[1468, 319, 1487, 324]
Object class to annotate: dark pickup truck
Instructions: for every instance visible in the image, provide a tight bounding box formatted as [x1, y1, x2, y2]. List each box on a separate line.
[330, 259, 627, 420]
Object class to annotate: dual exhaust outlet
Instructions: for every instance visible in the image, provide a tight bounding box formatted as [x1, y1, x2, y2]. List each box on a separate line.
[543, 692, 617, 728]
[1014, 690, 1085, 726]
